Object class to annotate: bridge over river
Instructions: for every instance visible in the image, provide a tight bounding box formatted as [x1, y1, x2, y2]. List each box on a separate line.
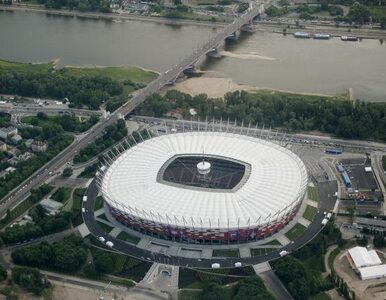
[0, 0, 269, 219]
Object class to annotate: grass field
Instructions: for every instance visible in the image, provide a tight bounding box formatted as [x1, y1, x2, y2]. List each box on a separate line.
[369, 6, 386, 22]
[303, 205, 318, 221]
[96, 221, 114, 233]
[71, 188, 85, 226]
[250, 248, 275, 256]
[328, 248, 340, 272]
[94, 196, 104, 211]
[285, 223, 307, 241]
[308, 186, 318, 202]
[262, 239, 281, 246]
[63, 66, 158, 84]
[116, 231, 141, 245]
[212, 249, 240, 258]
[0, 59, 53, 73]
[178, 289, 201, 300]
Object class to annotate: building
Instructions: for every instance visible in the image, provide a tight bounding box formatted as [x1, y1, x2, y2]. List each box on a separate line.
[0, 127, 17, 140]
[0, 141, 6, 151]
[358, 265, 386, 280]
[97, 131, 308, 244]
[348, 246, 386, 280]
[348, 246, 381, 268]
[10, 134, 22, 144]
[31, 140, 48, 153]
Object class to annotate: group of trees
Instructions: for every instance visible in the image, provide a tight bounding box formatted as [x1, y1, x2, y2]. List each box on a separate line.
[0, 204, 72, 245]
[0, 71, 123, 110]
[35, 0, 112, 13]
[272, 222, 341, 299]
[136, 90, 386, 141]
[73, 119, 127, 163]
[198, 276, 275, 300]
[30, 112, 99, 133]
[0, 124, 73, 199]
[12, 267, 51, 296]
[12, 235, 87, 272]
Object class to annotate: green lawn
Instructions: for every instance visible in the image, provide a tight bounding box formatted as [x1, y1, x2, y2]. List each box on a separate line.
[369, 6, 386, 22]
[96, 221, 114, 234]
[328, 248, 341, 272]
[94, 196, 104, 211]
[63, 66, 158, 84]
[262, 239, 281, 246]
[308, 186, 318, 202]
[178, 289, 201, 300]
[251, 248, 275, 256]
[0, 59, 53, 74]
[212, 249, 240, 258]
[71, 188, 85, 226]
[116, 231, 141, 245]
[303, 205, 318, 221]
[96, 213, 109, 222]
[190, 0, 218, 5]
[310, 292, 331, 300]
[285, 223, 307, 241]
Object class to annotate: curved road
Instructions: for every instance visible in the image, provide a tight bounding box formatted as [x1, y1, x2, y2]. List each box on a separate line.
[83, 179, 337, 268]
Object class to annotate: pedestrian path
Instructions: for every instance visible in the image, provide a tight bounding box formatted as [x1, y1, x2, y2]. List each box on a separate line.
[276, 235, 291, 246]
[253, 262, 271, 274]
[298, 217, 311, 227]
[239, 247, 251, 258]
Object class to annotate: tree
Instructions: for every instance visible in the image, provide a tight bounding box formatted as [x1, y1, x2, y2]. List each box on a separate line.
[357, 235, 368, 246]
[0, 265, 7, 282]
[12, 267, 51, 296]
[373, 233, 386, 248]
[94, 251, 115, 274]
[347, 2, 371, 24]
[233, 276, 275, 300]
[200, 279, 223, 300]
[62, 167, 73, 177]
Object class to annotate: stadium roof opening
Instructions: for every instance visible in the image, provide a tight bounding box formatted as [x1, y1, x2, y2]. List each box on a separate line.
[158, 155, 249, 191]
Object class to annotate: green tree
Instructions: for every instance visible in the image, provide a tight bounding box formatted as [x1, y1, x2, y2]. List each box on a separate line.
[62, 167, 73, 177]
[94, 251, 115, 274]
[347, 2, 371, 24]
[373, 233, 386, 248]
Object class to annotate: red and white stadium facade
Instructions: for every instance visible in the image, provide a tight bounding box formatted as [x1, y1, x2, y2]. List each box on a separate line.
[96, 130, 308, 244]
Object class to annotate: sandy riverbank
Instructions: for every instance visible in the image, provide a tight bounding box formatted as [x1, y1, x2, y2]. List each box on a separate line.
[170, 76, 332, 98]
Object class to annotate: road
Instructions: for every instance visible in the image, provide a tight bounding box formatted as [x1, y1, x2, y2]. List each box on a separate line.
[131, 116, 386, 152]
[83, 179, 337, 268]
[0, 0, 269, 218]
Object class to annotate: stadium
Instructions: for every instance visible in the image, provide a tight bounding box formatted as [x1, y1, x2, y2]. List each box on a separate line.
[96, 130, 308, 244]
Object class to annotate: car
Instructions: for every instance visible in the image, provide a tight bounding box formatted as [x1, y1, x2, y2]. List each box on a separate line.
[279, 250, 289, 257]
[106, 241, 114, 248]
[98, 236, 106, 243]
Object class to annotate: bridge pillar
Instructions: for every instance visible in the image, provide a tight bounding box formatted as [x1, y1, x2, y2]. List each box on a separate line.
[206, 48, 221, 59]
[225, 32, 238, 42]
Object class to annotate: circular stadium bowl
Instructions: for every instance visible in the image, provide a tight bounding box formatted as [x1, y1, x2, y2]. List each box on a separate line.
[97, 131, 308, 244]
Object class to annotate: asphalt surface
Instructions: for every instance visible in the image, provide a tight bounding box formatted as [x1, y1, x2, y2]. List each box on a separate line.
[0, 0, 268, 219]
[260, 270, 294, 300]
[83, 179, 338, 268]
[132, 116, 386, 152]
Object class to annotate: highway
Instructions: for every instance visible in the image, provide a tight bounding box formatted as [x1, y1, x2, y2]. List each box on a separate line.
[83, 179, 337, 268]
[0, 0, 268, 218]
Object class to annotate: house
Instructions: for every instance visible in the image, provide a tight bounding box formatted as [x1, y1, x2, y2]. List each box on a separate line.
[0, 127, 17, 140]
[0, 141, 6, 151]
[10, 134, 22, 144]
[31, 140, 48, 153]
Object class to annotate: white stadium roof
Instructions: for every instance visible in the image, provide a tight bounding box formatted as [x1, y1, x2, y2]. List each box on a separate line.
[101, 131, 308, 228]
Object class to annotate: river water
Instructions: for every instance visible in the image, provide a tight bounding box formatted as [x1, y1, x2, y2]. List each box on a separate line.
[1, 10, 385, 101]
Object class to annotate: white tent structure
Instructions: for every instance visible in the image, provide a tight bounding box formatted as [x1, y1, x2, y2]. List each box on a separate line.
[348, 246, 382, 269]
[359, 265, 386, 280]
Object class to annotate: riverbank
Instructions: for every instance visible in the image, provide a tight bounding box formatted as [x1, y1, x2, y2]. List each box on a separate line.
[0, 4, 227, 28]
[170, 76, 336, 99]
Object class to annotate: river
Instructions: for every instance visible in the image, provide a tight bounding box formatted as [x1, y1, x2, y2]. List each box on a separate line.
[0, 10, 385, 101]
